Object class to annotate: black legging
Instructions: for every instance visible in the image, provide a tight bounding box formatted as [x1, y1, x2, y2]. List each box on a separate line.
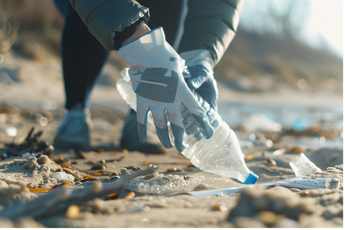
[54, 0, 186, 110]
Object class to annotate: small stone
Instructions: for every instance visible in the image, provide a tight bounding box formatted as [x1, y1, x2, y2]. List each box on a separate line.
[91, 182, 103, 193]
[132, 167, 143, 171]
[91, 164, 106, 170]
[65, 205, 80, 218]
[298, 190, 310, 196]
[37, 155, 49, 165]
[257, 211, 277, 225]
[120, 168, 129, 175]
[140, 218, 150, 225]
[109, 171, 119, 177]
[197, 183, 209, 188]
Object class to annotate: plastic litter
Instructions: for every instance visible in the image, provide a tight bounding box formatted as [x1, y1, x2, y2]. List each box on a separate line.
[4, 127, 17, 137]
[124, 173, 204, 195]
[117, 69, 258, 184]
[289, 153, 322, 176]
[52, 172, 75, 182]
[244, 114, 281, 133]
[167, 176, 339, 198]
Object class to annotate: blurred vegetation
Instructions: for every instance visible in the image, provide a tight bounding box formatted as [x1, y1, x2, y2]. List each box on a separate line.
[0, 0, 342, 94]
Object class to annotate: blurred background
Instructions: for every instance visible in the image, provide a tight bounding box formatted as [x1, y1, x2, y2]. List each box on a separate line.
[0, 0, 343, 150]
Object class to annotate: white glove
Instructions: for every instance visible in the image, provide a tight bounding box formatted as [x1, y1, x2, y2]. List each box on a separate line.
[117, 27, 214, 152]
[180, 49, 219, 111]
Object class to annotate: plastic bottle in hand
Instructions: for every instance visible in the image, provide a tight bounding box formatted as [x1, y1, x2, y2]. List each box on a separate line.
[117, 68, 258, 184]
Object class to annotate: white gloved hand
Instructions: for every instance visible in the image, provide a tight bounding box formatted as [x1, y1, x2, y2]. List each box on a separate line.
[117, 27, 213, 152]
[180, 49, 219, 111]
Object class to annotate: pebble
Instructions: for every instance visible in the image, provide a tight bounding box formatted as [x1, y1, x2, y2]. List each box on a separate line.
[131, 167, 143, 171]
[197, 183, 208, 188]
[91, 182, 103, 193]
[257, 211, 277, 224]
[290, 188, 301, 192]
[91, 164, 106, 170]
[298, 190, 310, 196]
[65, 205, 80, 218]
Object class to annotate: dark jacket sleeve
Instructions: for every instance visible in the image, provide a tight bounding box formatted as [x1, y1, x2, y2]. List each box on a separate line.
[69, 0, 149, 51]
[178, 0, 245, 66]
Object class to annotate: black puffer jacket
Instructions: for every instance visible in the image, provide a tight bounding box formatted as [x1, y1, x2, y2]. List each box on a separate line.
[69, 0, 244, 65]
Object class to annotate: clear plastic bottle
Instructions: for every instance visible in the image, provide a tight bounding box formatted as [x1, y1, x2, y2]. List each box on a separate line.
[117, 68, 258, 184]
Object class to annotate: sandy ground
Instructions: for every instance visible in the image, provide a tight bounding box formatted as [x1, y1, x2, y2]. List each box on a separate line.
[0, 53, 343, 227]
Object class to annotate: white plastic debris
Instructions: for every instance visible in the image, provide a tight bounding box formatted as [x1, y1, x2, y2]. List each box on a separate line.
[244, 114, 281, 133]
[4, 127, 17, 137]
[289, 153, 322, 176]
[52, 172, 75, 182]
[168, 176, 339, 197]
[125, 174, 204, 195]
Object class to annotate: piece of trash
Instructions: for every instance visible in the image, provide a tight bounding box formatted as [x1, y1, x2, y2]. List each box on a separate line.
[212, 204, 228, 212]
[287, 146, 305, 154]
[124, 171, 204, 195]
[244, 153, 256, 160]
[143, 160, 191, 166]
[29, 188, 53, 193]
[124, 191, 135, 199]
[59, 163, 70, 168]
[104, 193, 119, 200]
[167, 168, 184, 172]
[52, 172, 75, 182]
[4, 127, 17, 137]
[0, 127, 54, 158]
[272, 148, 286, 156]
[81, 176, 98, 182]
[289, 153, 322, 176]
[167, 176, 339, 198]
[266, 158, 276, 167]
[74, 149, 87, 159]
[244, 114, 281, 133]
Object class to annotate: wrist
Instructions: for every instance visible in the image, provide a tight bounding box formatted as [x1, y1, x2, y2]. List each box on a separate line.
[180, 49, 214, 70]
[122, 23, 151, 46]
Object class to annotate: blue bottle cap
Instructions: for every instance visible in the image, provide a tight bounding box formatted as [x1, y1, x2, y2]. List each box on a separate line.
[243, 171, 259, 184]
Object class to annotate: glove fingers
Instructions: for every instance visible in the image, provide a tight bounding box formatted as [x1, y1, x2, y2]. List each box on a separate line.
[137, 107, 149, 143]
[167, 110, 186, 152]
[195, 79, 219, 111]
[152, 109, 173, 149]
[186, 74, 208, 90]
[190, 112, 214, 139]
[181, 92, 214, 139]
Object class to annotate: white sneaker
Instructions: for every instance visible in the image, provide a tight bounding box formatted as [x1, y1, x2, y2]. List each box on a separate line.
[53, 109, 93, 150]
